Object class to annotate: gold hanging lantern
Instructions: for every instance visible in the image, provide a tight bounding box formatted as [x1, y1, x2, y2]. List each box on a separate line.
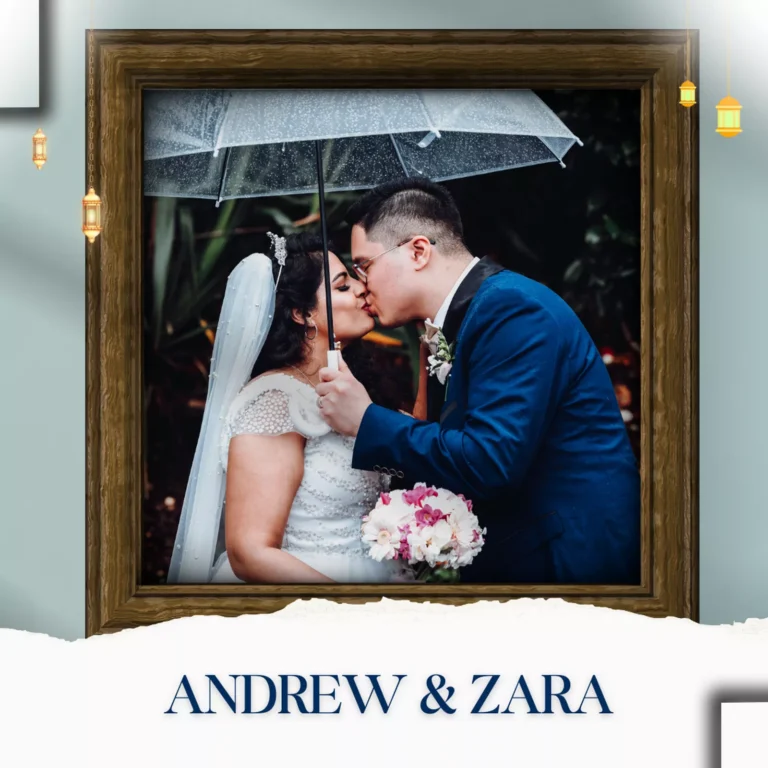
[82, 187, 102, 243]
[83, 7, 103, 242]
[716, 2, 741, 138]
[716, 95, 742, 137]
[32, 128, 47, 169]
[679, 1, 696, 108]
[679, 80, 696, 108]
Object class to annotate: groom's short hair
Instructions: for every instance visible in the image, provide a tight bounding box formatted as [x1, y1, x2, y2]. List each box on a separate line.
[345, 178, 466, 257]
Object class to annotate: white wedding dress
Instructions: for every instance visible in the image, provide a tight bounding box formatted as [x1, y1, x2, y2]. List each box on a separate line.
[209, 372, 403, 583]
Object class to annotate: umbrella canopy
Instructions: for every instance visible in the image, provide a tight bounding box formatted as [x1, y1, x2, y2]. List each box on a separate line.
[143, 89, 582, 203]
[143, 89, 582, 357]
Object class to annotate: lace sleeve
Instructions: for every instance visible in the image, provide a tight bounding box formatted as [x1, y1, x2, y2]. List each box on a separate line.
[229, 388, 297, 437]
[220, 374, 330, 470]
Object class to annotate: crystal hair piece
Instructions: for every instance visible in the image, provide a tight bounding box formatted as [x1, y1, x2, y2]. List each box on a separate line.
[267, 231, 287, 291]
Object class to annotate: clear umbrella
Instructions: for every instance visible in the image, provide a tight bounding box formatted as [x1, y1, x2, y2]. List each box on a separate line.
[145, 89, 582, 201]
[143, 89, 582, 359]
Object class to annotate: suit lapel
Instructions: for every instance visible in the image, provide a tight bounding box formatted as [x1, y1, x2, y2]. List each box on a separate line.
[441, 256, 505, 344]
[426, 256, 505, 423]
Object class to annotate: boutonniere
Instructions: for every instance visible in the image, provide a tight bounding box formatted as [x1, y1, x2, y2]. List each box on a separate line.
[421, 320, 454, 386]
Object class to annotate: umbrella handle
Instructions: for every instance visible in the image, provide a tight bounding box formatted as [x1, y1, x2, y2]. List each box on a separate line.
[326, 348, 340, 372]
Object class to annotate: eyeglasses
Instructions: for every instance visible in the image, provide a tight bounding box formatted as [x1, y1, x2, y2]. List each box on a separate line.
[351, 236, 436, 282]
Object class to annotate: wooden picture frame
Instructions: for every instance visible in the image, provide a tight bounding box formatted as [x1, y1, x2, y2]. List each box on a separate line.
[86, 30, 699, 635]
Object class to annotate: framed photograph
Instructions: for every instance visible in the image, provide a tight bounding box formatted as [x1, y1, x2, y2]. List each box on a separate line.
[86, 30, 698, 635]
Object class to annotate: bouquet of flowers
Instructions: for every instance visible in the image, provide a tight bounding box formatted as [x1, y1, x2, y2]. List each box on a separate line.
[361, 483, 486, 580]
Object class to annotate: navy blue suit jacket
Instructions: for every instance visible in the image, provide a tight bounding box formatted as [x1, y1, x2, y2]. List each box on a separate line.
[352, 260, 641, 584]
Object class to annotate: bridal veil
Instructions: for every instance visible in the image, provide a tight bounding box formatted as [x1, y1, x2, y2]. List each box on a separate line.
[167, 253, 276, 584]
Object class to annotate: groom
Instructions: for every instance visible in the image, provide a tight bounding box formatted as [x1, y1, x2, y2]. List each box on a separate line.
[317, 178, 640, 584]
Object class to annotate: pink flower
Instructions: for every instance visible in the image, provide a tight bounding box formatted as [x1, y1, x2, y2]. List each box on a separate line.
[471, 529, 481, 543]
[403, 484, 439, 507]
[379, 492, 391, 506]
[415, 504, 447, 527]
[396, 525, 412, 560]
[458, 493, 473, 512]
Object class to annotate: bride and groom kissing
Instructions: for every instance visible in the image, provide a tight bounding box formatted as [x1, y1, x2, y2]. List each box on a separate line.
[168, 178, 640, 587]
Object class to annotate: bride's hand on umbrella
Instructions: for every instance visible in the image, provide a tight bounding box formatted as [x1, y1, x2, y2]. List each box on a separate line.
[316, 353, 372, 437]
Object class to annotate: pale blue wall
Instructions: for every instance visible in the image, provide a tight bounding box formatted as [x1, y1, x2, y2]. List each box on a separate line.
[1, 0, 766, 639]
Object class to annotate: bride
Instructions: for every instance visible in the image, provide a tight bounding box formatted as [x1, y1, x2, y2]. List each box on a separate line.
[167, 231, 423, 584]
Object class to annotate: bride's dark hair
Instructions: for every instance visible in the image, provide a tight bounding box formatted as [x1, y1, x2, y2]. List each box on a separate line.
[252, 231, 326, 375]
[251, 231, 401, 410]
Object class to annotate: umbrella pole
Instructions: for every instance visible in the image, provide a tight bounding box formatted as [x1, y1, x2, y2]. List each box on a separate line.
[315, 139, 340, 370]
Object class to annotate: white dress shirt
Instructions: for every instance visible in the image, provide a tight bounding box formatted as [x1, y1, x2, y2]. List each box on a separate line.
[429, 257, 480, 328]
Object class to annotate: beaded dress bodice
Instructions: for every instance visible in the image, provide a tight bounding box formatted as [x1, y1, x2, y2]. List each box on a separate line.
[220, 373, 385, 561]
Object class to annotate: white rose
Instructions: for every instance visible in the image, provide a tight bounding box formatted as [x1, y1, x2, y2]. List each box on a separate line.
[422, 320, 441, 355]
[409, 521, 453, 566]
[447, 512, 476, 548]
[436, 362, 453, 385]
[456, 549, 476, 567]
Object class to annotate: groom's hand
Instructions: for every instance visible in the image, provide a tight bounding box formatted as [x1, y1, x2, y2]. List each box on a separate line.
[316, 353, 373, 437]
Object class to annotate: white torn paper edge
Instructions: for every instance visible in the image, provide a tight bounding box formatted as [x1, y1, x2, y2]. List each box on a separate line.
[1, 598, 767, 767]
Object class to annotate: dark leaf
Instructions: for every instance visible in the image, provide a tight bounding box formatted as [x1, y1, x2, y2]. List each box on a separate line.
[563, 258, 584, 283]
[603, 215, 621, 239]
[151, 197, 177, 347]
[198, 200, 240, 283]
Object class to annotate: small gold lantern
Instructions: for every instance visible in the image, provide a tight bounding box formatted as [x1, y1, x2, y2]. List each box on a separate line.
[82, 187, 102, 243]
[716, 95, 742, 137]
[32, 128, 47, 169]
[679, 80, 696, 108]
